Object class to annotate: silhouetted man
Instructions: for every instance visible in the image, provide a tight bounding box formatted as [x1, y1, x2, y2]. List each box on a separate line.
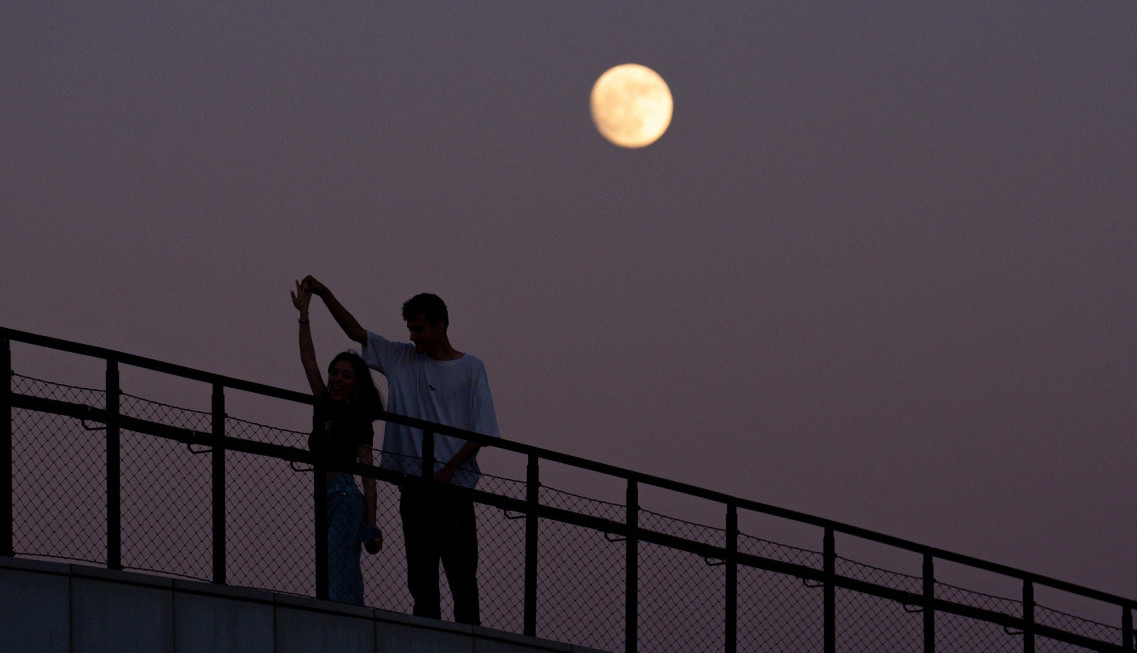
[302, 276, 498, 625]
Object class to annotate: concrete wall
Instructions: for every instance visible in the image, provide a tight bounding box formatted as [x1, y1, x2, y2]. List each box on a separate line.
[0, 557, 606, 653]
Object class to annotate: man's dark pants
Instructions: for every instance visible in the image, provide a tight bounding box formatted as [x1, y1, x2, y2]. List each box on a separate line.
[400, 481, 480, 625]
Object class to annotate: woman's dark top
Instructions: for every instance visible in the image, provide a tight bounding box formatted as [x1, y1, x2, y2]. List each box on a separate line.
[309, 393, 375, 472]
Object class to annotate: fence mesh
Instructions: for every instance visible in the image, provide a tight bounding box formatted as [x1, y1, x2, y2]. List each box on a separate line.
[474, 501, 528, 634]
[1037, 604, 1125, 650]
[936, 610, 1025, 653]
[12, 407, 107, 565]
[534, 496, 626, 651]
[639, 540, 726, 652]
[5, 370, 1133, 652]
[225, 448, 315, 596]
[738, 565, 826, 652]
[121, 427, 213, 579]
[835, 586, 924, 651]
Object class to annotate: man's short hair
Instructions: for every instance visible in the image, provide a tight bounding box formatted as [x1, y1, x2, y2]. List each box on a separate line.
[402, 293, 449, 327]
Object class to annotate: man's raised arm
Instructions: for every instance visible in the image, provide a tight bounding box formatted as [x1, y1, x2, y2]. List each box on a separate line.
[301, 275, 367, 344]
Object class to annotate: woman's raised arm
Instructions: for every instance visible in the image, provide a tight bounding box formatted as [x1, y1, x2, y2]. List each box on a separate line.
[292, 280, 326, 396]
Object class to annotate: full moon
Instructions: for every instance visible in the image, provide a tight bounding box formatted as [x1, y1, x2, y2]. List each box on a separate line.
[590, 64, 673, 148]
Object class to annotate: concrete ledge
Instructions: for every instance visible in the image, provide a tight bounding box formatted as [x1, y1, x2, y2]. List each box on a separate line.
[176, 586, 274, 653]
[0, 557, 71, 653]
[0, 556, 608, 653]
[72, 569, 174, 652]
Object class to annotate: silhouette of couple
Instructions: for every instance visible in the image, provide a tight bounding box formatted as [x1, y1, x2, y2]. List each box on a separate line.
[291, 276, 499, 625]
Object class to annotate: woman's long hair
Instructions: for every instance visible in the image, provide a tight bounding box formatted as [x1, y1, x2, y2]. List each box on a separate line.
[328, 350, 384, 420]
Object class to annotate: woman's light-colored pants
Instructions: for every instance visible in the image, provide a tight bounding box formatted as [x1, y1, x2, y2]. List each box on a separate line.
[326, 474, 364, 605]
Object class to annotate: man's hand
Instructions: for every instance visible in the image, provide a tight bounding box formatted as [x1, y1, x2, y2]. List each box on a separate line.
[435, 445, 479, 486]
[300, 275, 366, 344]
[301, 275, 328, 298]
[434, 465, 456, 485]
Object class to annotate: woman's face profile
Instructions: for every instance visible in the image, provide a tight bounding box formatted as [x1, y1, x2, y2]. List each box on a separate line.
[327, 360, 358, 402]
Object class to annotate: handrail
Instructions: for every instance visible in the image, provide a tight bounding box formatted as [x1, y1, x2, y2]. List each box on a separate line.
[4, 325, 1134, 651]
[2, 327, 311, 404]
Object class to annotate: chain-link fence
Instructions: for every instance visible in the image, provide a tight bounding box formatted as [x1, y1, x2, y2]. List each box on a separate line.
[3, 329, 1135, 653]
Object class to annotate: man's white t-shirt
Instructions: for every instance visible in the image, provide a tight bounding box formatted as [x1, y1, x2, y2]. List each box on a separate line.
[362, 331, 499, 488]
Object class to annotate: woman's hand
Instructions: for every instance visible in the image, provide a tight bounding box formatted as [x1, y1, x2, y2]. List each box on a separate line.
[361, 524, 383, 554]
[291, 279, 312, 314]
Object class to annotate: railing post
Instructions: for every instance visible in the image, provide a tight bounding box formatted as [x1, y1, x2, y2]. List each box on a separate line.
[725, 502, 738, 653]
[211, 383, 226, 585]
[1023, 579, 1035, 653]
[2, 336, 12, 557]
[106, 359, 121, 570]
[314, 465, 328, 600]
[1123, 604, 1133, 652]
[625, 479, 638, 653]
[523, 453, 539, 637]
[923, 553, 935, 653]
[824, 526, 835, 653]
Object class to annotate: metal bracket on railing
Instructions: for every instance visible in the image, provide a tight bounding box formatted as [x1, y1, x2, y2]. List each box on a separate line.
[704, 557, 726, 567]
[902, 602, 924, 613]
[803, 579, 824, 589]
[502, 510, 526, 520]
[81, 419, 107, 432]
[179, 434, 213, 455]
[290, 461, 314, 473]
[604, 532, 626, 543]
[1003, 627, 1023, 636]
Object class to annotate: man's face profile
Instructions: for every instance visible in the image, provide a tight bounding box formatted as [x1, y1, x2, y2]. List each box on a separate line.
[407, 314, 445, 354]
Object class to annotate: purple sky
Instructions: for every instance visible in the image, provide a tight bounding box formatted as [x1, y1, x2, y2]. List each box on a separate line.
[4, 3, 1136, 604]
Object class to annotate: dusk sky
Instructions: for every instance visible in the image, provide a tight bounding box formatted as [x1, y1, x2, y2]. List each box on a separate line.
[4, 2, 1136, 607]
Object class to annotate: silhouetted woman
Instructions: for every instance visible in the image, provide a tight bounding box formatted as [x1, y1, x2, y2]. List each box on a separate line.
[292, 280, 384, 605]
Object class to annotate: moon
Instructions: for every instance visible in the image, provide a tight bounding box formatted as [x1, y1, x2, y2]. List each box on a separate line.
[590, 64, 673, 148]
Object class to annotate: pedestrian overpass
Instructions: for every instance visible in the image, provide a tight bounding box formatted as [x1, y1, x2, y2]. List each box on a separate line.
[3, 327, 1133, 652]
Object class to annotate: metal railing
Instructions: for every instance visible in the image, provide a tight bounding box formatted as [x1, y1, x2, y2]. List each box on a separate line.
[3, 325, 1134, 652]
